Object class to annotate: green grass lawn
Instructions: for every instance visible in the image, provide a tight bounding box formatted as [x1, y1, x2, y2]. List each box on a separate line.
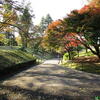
[0, 49, 36, 71]
[63, 61, 100, 74]
[62, 50, 100, 75]
[77, 50, 94, 57]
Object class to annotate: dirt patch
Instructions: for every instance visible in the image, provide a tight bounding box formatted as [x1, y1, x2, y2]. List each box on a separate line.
[73, 56, 100, 63]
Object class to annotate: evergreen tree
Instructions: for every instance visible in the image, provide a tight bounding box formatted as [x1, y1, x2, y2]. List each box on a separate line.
[39, 14, 53, 33]
[39, 17, 46, 33]
[45, 14, 53, 26]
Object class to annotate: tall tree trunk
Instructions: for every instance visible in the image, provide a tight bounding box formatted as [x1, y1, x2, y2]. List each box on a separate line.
[77, 50, 79, 57]
[86, 48, 88, 53]
[94, 45, 100, 59]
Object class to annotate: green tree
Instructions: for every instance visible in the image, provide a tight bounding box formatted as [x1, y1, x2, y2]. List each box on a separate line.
[39, 17, 46, 33]
[18, 5, 33, 48]
[45, 14, 53, 27]
[39, 14, 53, 34]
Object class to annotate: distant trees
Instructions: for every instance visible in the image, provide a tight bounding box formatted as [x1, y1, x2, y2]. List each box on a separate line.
[45, 14, 53, 26]
[39, 14, 53, 34]
[25, 14, 53, 54]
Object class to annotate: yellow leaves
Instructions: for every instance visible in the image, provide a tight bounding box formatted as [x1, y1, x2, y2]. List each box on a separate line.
[0, 34, 5, 41]
[3, 11, 12, 18]
[3, 10, 17, 22]
[0, 9, 17, 32]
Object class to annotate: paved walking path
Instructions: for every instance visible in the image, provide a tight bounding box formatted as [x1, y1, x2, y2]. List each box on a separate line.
[1, 59, 100, 99]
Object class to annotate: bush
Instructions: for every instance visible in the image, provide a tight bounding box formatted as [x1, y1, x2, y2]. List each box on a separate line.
[63, 53, 69, 61]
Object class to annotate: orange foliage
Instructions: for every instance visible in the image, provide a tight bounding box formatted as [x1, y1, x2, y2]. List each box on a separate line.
[78, 2, 100, 15]
[78, 5, 90, 14]
[48, 20, 62, 29]
[89, 0, 100, 7]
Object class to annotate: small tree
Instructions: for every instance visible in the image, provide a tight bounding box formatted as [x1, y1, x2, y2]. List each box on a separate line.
[64, 33, 81, 59]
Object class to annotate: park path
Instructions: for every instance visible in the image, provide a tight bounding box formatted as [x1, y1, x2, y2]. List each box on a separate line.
[1, 59, 100, 99]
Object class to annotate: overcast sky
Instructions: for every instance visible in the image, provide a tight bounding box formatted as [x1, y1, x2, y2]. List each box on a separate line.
[15, 0, 88, 25]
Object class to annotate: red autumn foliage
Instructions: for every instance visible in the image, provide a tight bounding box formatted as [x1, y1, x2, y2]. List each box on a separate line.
[65, 33, 81, 48]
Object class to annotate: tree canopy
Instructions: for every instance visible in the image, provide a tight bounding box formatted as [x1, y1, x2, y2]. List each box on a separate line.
[42, 0, 100, 58]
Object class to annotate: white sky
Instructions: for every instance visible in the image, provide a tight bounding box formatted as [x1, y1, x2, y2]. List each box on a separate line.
[16, 0, 88, 25]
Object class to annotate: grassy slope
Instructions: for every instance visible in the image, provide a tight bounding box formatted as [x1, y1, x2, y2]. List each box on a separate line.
[0, 50, 35, 70]
[62, 50, 100, 75]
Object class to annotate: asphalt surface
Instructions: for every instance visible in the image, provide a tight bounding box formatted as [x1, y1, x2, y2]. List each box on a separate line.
[1, 59, 100, 99]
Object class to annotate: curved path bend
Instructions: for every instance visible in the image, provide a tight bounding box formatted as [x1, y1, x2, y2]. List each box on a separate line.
[1, 59, 100, 99]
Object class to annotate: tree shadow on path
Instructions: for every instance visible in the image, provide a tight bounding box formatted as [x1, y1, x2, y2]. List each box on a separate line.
[0, 84, 97, 100]
[1, 64, 100, 100]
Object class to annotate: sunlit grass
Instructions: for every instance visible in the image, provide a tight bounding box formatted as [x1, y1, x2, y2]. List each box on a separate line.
[62, 50, 100, 75]
[77, 50, 94, 57]
[63, 61, 100, 74]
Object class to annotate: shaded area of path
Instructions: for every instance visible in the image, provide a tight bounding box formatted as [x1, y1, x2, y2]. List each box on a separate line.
[1, 59, 100, 100]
